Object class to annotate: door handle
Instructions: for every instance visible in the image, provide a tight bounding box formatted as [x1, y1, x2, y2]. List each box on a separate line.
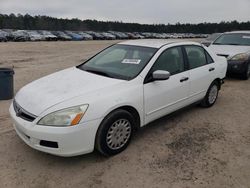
[180, 77, 189, 82]
[209, 67, 215, 72]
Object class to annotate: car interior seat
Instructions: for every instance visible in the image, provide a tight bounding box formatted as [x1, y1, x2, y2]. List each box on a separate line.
[188, 50, 201, 68]
[155, 51, 179, 74]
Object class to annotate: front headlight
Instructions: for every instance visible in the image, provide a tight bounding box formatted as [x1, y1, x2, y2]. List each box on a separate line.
[229, 53, 249, 61]
[38, 105, 88, 127]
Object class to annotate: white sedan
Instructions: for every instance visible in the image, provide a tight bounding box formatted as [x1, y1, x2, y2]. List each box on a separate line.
[9, 40, 227, 156]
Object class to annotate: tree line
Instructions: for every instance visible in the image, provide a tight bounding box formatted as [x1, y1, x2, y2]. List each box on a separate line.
[0, 13, 250, 34]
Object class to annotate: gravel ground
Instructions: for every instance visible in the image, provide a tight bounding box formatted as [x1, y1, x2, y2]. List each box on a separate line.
[0, 40, 249, 188]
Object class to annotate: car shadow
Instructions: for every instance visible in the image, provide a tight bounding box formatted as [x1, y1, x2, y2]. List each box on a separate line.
[132, 102, 201, 142]
[225, 75, 245, 81]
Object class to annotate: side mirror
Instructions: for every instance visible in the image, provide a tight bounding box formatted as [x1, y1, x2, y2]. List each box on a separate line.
[152, 70, 170, 81]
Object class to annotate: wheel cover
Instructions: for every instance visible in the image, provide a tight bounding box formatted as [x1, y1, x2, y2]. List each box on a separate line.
[208, 85, 218, 104]
[106, 119, 131, 150]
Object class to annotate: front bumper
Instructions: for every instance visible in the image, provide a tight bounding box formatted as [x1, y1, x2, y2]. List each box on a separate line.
[227, 60, 248, 74]
[9, 103, 101, 157]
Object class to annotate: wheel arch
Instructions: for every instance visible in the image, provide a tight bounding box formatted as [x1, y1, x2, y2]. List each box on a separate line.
[212, 78, 222, 90]
[94, 105, 141, 155]
[101, 105, 141, 130]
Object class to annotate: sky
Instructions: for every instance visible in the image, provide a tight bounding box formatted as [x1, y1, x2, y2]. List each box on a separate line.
[0, 0, 250, 24]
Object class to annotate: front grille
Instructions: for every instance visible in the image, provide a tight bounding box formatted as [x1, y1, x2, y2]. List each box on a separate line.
[13, 100, 37, 122]
[217, 54, 229, 58]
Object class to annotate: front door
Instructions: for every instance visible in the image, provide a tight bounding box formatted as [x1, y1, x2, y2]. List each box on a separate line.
[144, 46, 190, 124]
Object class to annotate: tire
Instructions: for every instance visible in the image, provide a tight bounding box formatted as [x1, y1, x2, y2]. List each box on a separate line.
[95, 109, 135, 156]
[200, 81, 219, 108]
[241, 63, 250, 80]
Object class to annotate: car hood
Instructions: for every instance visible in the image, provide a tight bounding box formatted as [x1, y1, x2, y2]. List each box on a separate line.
[15, 67, 124, 116]
[209, 44, 250, 58]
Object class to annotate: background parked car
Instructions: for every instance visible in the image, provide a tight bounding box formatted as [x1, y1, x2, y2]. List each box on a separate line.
[209, 31, 250, 79]
[108, 31, 128, 39]
[0, 30, 8, 42]
[108, 31, 122, 39]
[101, 32, 116, 40]
[26, 30, 44, 41]
[77, 32, 93, 40]
[0, 28, 210, 42]
[11, 30, 30, 42]
[133, 32, 145, 39]
[141, 32, 153, 38]
[39, 30, 57, 41]
[52, 31, 72, 41]
[2, 30, 16, 40]
[155, 32, 164, 38]
[86, 31, 105, 40]
[65, 31, 83, 41]
[126, 32, 138, 39]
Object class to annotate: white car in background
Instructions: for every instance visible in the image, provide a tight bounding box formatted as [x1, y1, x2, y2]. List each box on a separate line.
[78, 32, 93, 40]
[39, 30, 57, 41]
[209, 31, 250, 79]
[9, 40, 227, 157]
[26, 30, 45, 41]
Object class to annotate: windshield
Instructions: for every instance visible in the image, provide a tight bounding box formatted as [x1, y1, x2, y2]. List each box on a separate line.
[78, 44, 157, 80]
[213, 33, 250, 46]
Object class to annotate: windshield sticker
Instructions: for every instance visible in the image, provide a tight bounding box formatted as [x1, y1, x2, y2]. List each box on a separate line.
[242, 36, 250, 39]
[122, 59, 141, 64]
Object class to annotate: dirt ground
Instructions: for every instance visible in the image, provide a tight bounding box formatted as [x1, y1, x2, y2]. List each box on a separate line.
[0, 40, 250, 188]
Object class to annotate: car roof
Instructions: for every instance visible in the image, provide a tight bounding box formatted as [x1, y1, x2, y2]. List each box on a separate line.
[118, 39, 200, 48]
[225, 31, 250, 34]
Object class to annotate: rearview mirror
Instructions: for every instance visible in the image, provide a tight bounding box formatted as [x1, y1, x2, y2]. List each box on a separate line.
[152, 70, 170, 81]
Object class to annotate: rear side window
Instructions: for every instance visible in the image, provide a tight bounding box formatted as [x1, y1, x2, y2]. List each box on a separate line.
[185, 46, 207, 69]
[151, 47, 184, 75]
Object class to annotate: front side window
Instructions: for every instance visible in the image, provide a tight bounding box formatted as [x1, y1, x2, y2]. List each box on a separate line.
[151, 47, 185, 75]
[78, 44, 157, 80]
[185, 46, 207, 69]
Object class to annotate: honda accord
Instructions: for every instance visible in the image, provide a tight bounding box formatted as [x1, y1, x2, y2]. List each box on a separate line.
[10, 40, 227, 156]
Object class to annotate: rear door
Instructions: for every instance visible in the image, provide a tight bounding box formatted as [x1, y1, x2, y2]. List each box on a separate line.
[184, 45, 216, 103]
[143, 46, 190, 124]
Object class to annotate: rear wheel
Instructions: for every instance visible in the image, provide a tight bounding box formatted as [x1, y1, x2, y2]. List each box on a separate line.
[95, 109, 134, 156]
[200, 81, 219, 108]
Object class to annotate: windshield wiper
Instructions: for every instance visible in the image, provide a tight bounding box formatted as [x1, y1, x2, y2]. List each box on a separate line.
[213, 43, 223, 45]
[224, 43, 241, 45]
[78, 66, 131, 80]
[213, 42, 241, 45]
[83, 68, 115, 78]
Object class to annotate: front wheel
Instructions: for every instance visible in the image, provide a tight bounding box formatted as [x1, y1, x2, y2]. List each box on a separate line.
[200, 81, 219, 108]
[95, 109, 134, 156]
